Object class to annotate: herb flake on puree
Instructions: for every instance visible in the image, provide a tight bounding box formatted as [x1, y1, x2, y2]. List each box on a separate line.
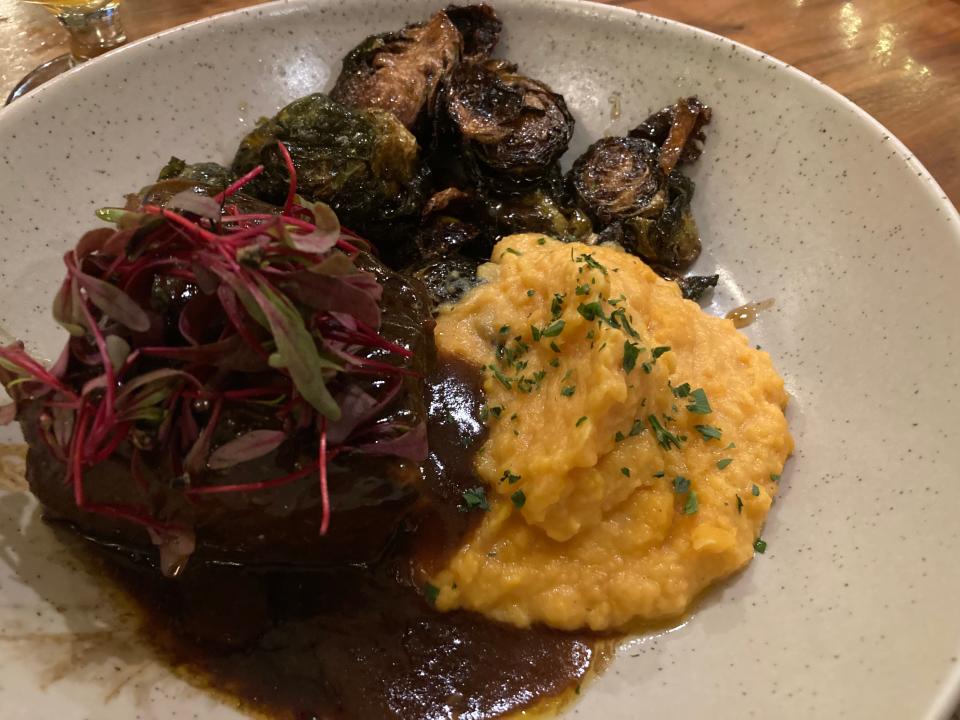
[430, 234, 793, 631]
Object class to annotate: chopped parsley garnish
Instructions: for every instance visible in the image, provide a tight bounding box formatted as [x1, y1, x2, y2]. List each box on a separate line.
[629, 418, 645, 437]
[683, 489, 699, 514]
[501, 470, 521, 484]
[614, 431, 626, 442]
[754, 538, 767, 554]
[531, 370, 547, 384]
[561, 385, 576, 397]
[561, 369, 574, 382]
[511, 490, 526, 509]
[653, 471, 665, 478]
[551, 293, 565, 319]
[623, 341, 640, 373]
[577, 301, 605, 322]
[686, 388, 712, 414]
[531, 325, 541, 341]
[770, 473, 781, 482]
[576, 253, 608, 275]
[641, 361, 653, 374]
[549, 341, 561, 353]
[671, 382, 691, 398]
[549, 357, 560, 368]
[526, 289, 535, 297]
[505, 247, 523, 256]
[651, 346, 671, 359]
[487, 365, 513, 390]
[541, 319, 565, 337]
[725, 442, 736, 450]
[751, 484, 760, 496]
[736, 494, 743, 513]
[489, 405, 503, 419]
[608, 307, 639, 337]
[717, 458, 733, 470]
[423, 583, 440, 606]
[575, 284, 591, 295]
[649, 414, 683, 449]
[672, 476, 690, 493]
[460, 487, 490, 512]
[537, 237, 546, 245]
[510, 413, 518, 421]
[621, 467, 631, 477]
[498, 325, 510, 335]
[488, 364, 512, 389]
[576, 416, 588, 427]
[695, 424, 722, 441]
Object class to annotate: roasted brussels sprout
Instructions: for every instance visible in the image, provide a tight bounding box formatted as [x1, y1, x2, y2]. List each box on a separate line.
[232, 93, 428, 239]
[481, 188, 592, 241]
[629, 96, 712, 174]
[442, 59, 574, 192]
[331, 10, 461, 131]
[444, 3, 502, 59]
[569, 136, 701, 271]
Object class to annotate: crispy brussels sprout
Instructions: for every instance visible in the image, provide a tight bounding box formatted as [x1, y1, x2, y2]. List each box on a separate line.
[232, 93, 428, 236]
[411, 253, 481, 305]
[629, 96, 712, 174]
[330, 10, 461, 131]
[444, 4, 502, 59]
[443, 59, 574, 192]
[569, 136, 701, 271]
[481, 189, 592, 241]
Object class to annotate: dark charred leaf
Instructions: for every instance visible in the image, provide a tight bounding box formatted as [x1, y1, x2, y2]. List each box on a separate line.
[677, 274, 719, 301]
[444, 4, 502, 58]
[629, 96, 712, 173]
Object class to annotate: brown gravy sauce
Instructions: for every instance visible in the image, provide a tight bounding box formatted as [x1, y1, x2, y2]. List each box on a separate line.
[725, 298, 775, 328]
[88, 356, 608, 719]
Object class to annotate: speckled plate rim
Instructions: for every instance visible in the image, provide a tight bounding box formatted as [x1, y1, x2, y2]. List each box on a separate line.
[1, 0, 959, 717]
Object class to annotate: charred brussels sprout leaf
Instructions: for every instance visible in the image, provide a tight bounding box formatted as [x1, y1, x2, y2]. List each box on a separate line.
[481, 189, 592, 241]
[232, 93, 428, 236]
[330, 10, 461, 131]
[443, 59, 574, 192]
[570, 136, 701, 271]
[444, 3, 502, 59]
[157, 157, 236, 192]
[629, 96, 712, 174]
[677, 274, 719, 301]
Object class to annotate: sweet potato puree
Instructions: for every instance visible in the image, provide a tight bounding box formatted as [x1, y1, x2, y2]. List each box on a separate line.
[430, 234, 792, 631]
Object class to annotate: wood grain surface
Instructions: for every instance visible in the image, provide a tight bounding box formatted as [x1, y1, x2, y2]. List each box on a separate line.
[1, 0, 958, 208]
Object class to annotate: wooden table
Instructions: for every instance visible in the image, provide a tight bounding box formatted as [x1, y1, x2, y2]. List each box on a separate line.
[1, 0, 958, 208]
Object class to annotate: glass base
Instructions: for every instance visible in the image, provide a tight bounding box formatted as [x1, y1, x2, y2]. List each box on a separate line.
[5, 54, 77, 106]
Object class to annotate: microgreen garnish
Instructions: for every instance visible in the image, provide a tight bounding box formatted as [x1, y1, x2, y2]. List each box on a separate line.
[0, 144, 422, 545]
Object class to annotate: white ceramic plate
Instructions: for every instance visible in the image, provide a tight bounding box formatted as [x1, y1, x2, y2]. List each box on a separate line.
[0, 1, 958, 718]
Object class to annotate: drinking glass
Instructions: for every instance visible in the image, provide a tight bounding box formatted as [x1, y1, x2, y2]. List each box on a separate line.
[6, 0, 127, 105]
